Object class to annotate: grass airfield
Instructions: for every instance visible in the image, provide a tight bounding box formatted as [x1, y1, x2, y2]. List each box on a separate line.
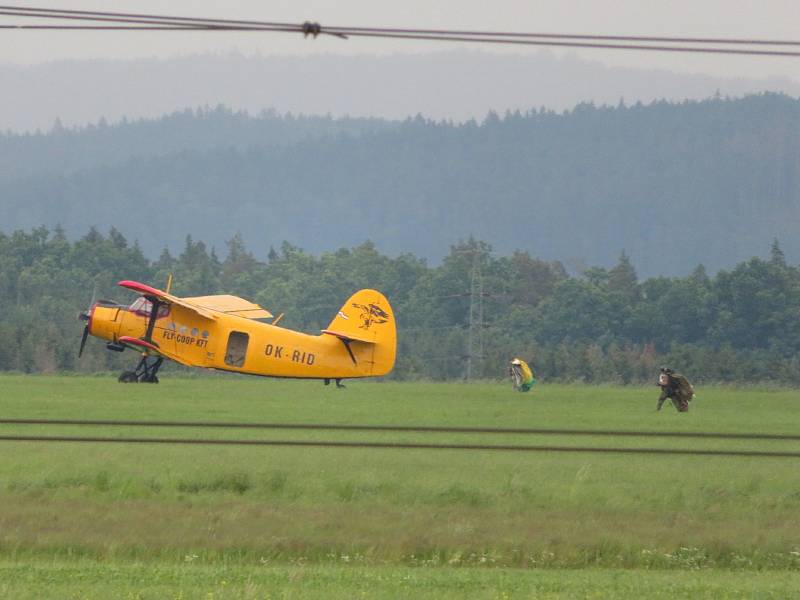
[0, 375, 798, 598]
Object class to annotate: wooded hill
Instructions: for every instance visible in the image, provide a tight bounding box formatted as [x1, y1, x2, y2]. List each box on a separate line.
[1, 227, 798, 384]
[0, 94, 798, 276]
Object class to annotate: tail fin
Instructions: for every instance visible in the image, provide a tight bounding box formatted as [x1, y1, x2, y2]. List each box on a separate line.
[322, 289, 396, 377]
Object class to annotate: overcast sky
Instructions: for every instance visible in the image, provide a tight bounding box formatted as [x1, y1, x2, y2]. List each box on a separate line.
[1, 0, 799, 82]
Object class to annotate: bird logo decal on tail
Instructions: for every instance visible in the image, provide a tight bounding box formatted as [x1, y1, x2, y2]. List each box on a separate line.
[352, 303, 390, 330]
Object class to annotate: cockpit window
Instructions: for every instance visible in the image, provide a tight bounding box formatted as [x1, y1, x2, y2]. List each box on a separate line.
[129, 297, 170, 318]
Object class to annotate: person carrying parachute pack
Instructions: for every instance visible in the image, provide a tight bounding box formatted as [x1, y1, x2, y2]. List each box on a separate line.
[656, 367, 695, 412]
[509, 358, 536, 392]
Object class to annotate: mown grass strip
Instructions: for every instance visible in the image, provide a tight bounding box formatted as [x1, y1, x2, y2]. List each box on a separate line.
[3, 417, 800, 440]
[1, 434, 800, 457]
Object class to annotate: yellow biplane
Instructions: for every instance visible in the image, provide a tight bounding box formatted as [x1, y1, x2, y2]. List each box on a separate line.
[78, 280, 396, 386]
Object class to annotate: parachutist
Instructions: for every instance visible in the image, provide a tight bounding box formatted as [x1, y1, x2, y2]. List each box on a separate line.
[509, 358, 535, 392]
[656, 367, 695, 412]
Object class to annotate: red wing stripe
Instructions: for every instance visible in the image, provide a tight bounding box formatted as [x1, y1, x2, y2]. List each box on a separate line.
[118, 336, 160, 352]
[118, 280, 217, 321]
[118, 280, 166, 297]
[118, 336, 193, 367]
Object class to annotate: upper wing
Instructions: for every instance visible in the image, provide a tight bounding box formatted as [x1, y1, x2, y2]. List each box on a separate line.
[118, 280, 217, 320]
[183, 294, 273, 320]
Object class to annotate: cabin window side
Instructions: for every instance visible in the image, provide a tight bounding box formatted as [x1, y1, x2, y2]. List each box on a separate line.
[224, 331, 249, 368]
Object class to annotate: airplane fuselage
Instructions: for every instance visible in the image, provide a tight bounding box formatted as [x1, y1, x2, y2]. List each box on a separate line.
[87, 294, 394, 380]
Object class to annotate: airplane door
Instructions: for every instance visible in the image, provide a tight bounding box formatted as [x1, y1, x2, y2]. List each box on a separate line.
[224, 331, 249, 368]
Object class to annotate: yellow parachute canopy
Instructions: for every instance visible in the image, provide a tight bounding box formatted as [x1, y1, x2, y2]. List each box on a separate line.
[510, 358, 535, 392]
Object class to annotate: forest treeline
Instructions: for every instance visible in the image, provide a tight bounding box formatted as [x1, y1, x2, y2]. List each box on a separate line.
[1, 94, 799, 276]
[1, 226, 798, 384]
[0, 106, 393, 181]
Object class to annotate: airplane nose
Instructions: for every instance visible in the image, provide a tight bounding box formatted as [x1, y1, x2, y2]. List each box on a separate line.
[78, 303, 96, 357]
[78, 301, 97, 322]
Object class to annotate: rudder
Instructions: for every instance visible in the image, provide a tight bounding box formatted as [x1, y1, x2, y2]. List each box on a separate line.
[323, 289, 396, 376]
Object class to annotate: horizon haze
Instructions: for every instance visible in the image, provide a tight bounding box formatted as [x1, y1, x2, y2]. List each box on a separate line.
[1, 51, 799, 132]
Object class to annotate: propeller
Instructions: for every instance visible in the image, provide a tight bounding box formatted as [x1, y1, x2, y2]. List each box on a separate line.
[77, 286, 97, 358]
[78, 321, 90, 357]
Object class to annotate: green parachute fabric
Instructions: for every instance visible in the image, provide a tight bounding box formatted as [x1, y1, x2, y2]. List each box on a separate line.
[510, 358, 536, 392]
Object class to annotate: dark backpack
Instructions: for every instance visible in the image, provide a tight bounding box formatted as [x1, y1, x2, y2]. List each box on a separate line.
[672, 373, 694, 401]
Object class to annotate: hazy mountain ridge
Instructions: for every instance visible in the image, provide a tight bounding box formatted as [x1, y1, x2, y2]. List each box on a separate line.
[2, 50, 799, 132]
[0, 106, 395, 181]
[1, 93, 797, 277]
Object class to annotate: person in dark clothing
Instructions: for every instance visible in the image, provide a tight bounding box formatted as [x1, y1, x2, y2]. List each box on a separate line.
[656, 367, 694, 412]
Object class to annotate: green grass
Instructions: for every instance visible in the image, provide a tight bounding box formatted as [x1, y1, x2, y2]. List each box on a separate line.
[2, 561, 800, 599]
[0, 375, 799, 596]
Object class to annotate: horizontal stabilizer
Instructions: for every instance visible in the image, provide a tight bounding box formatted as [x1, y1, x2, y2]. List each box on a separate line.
[321, 329, 377, 344]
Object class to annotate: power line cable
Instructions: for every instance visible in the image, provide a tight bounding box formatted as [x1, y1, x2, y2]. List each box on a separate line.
[0, 25, 219, 30]
[0, 5, 297, 29]
[2, 6, 800, 57]
[324, 32, 800, 57]
[0, 7, 339, 37]
[6, 5, 800, 47]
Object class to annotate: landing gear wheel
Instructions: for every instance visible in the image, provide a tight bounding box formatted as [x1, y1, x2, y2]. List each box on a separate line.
[119, 354, 164, 383]
[118, 371, 138, 383]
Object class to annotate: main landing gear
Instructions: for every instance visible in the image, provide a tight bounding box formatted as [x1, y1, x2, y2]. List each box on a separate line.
[119, 354, 163, 383]
[324, 378, 346, 389]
